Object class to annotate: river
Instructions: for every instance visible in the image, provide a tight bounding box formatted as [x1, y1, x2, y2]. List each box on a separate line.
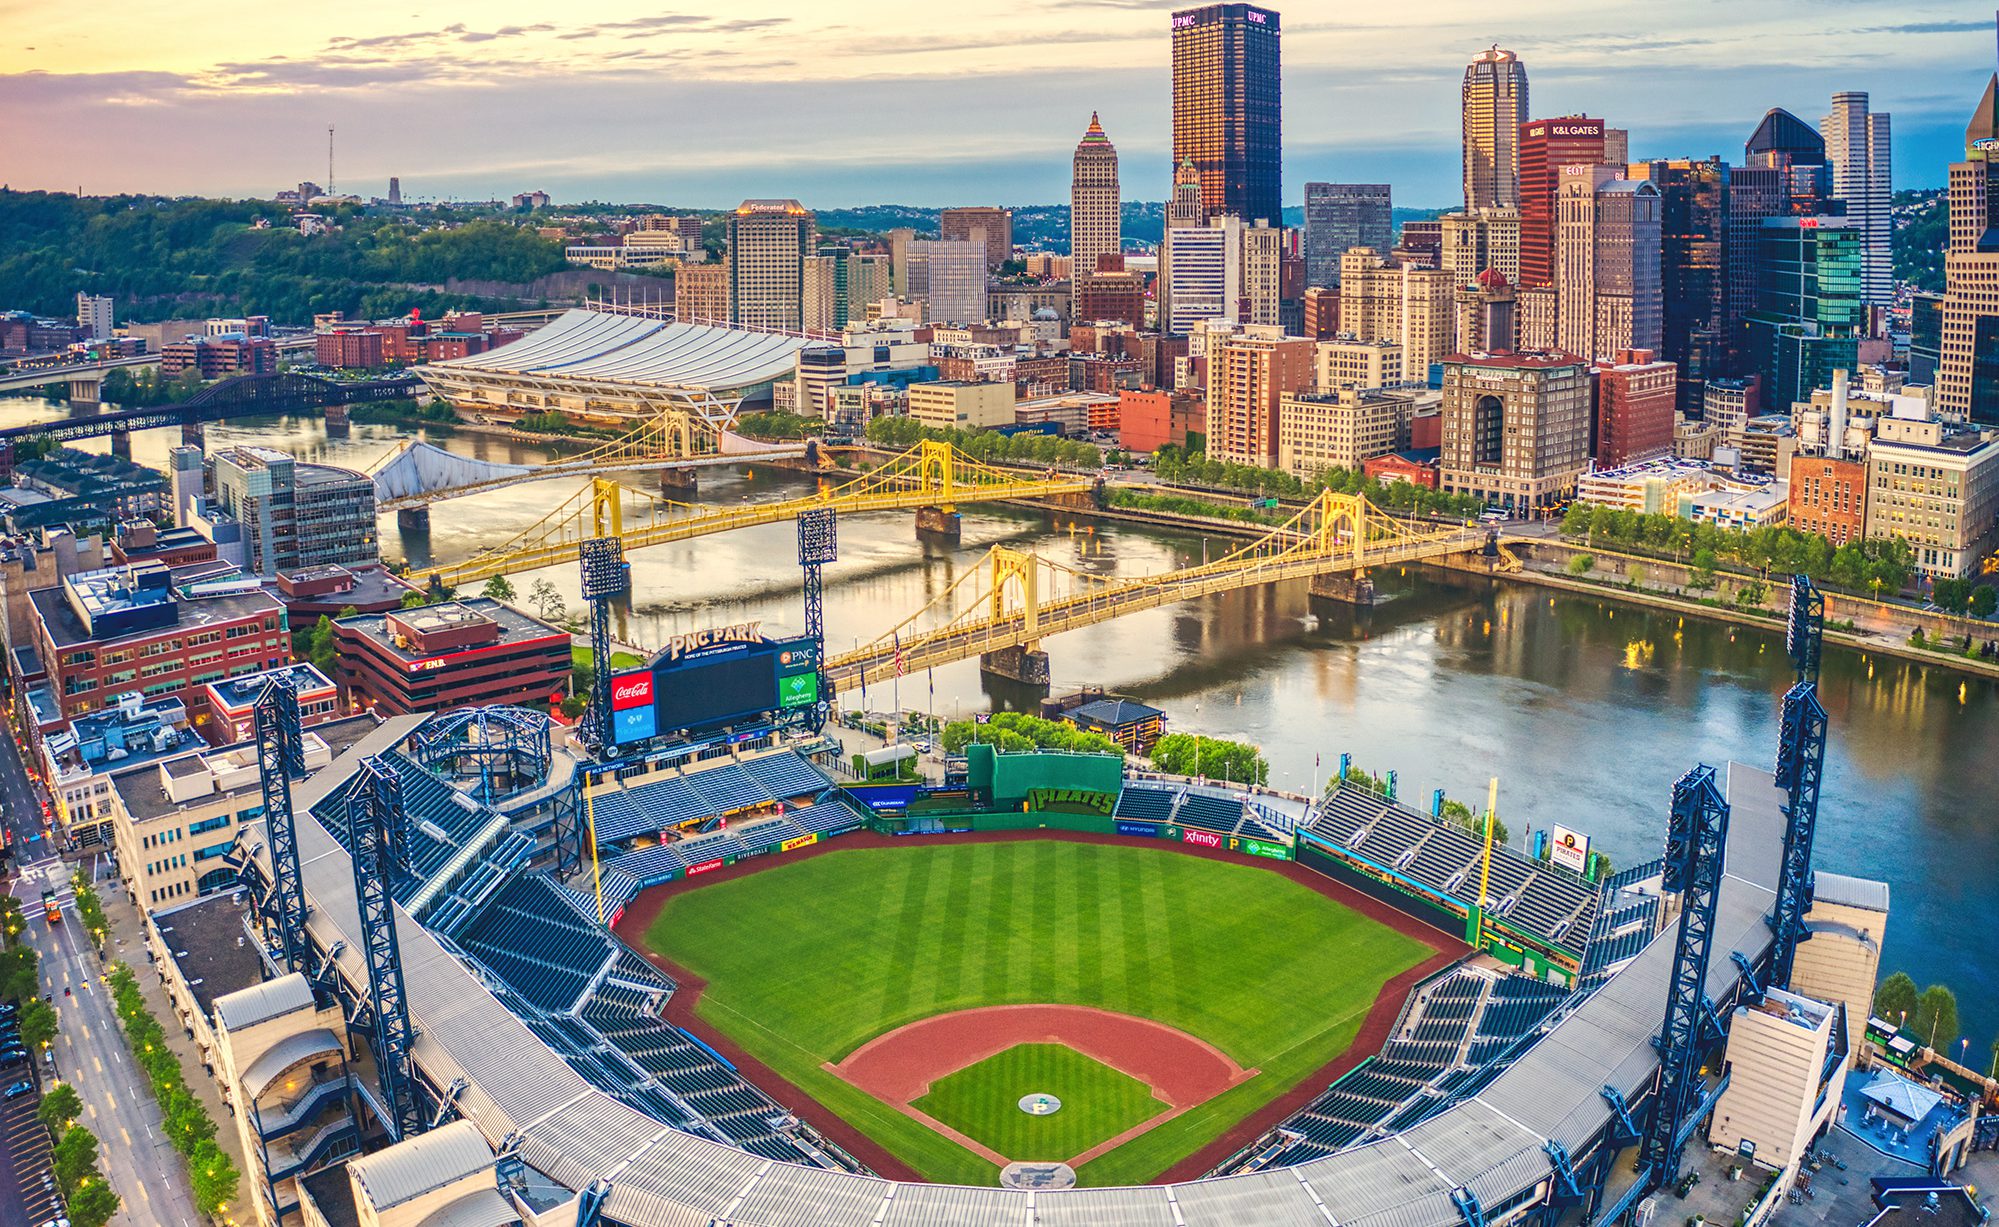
[12, 399, 1997, 1052]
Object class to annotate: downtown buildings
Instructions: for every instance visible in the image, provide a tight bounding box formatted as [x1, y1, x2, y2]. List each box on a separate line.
[1820, 92, 1893, 314]
[1462, 47, 1529, 211]
[1303, 183, 1391, 288]
[1171, 4, 1283, 225]
[727, 199, 815, 331]
[1938, 72, 1999, 426]
[1071, 113, 1122, 275]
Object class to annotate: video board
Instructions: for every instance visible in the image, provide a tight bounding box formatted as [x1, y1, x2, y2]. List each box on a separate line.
[609, 621, 820, 747]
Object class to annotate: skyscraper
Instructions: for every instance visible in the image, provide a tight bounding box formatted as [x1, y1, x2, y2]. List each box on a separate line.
[727, 199, 815, 330]
[1302, 183, 1392, 288]
[1819, 92, 1893, 313]
[1745, 217, 1863, 410]
[1638, 158, 1729, 411]
[1745, 107, 1832, 213]
[1937, 71, 1999, 425]
[940, 207, 1014, 270]
[1158, 160, 1213, 332]
[1556, 165, 1662, 361]
[1518, 116, 1607, 287]
[1462, 47, 1528, 211]
[1171, 4, 1283, 225]
[1070, 113, 1122, 276]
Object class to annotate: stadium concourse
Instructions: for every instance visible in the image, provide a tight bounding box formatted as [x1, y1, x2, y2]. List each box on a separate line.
[222, 703, 1800, 1227]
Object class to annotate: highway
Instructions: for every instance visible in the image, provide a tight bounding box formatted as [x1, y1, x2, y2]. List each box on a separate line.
[0, 725, 199, 1227]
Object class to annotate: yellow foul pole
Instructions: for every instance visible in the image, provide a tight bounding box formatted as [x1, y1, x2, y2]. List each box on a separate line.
[1476, 776, 1499, 944]
[586, 780, 605, 926]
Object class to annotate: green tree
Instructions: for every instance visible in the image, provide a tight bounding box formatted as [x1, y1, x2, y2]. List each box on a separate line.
[1567, 553, 1595, 576]
[68, 1177, 121, 1227]
[0, 945, 38, 1003]
[36, 1083, 83, 1133]
[481, 575, 516, 602]
[1874, 971, 1920, 1025]
[52, 1125, 100, 1198]
[17, 997, 57, 1050]
[398, 590, 430, 610]
[0, 895, 23, 946]
[187, 1138, 240, 1217]
[162, 1086, 216, 1150]
[1932, 576, 1973, 613]
[1970, 585, 1998, 618]
[528, 578, 566, 622]
[1688, 548, 1719, 590]
[1911, 984, 1960, 1052]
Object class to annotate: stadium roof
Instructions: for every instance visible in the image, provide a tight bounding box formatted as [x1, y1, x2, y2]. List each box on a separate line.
[262, 729, 1791, 1227]
[415, 308, 814, 415]
[348, 1120, 497, 1211]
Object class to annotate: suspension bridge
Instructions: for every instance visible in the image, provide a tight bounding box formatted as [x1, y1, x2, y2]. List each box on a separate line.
[405, 441, 1097, 590]
[825, 491, 1487, 686]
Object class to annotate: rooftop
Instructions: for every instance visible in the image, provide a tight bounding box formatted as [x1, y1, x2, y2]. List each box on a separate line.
[340, 598, 566, 665]
[204, 662, 335, 713]
[32, 564, 280, 649]
[154, 891, 266, 1018]
[1447, 350, 1587, 370]
[113, 712, 381, 823]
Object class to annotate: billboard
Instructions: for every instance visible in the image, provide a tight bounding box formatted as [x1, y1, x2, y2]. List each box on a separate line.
[1550, 825, 1590, 874]
[608, 629, 822, 747]
[1181, 827, 1226, 849]
[1116, 820, 1163, 839]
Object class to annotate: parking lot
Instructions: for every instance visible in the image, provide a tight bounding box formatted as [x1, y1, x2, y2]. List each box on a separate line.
[1, 1067, 62, 1227]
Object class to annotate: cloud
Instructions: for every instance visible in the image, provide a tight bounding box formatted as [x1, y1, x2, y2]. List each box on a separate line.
[1858, 20, 1995, 35]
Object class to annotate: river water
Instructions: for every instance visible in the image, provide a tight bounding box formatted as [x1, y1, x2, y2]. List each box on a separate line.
[13, 400, 1997, 1050]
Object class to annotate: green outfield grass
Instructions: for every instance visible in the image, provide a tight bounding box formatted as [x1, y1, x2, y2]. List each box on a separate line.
[643, 839, 1431, 1186]
[914, 1043, 1166, 1162]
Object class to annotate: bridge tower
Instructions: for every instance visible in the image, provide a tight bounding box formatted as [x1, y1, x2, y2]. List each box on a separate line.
[1768, 574, 1828, 989]
[797, 509, 837, 732]
[913, 439, 963, 541]
[349, 755, 425, 1141]
[252, 674, 310, 974]
[976, 546, 1051, 686]
[1639, 764, 1732, 1192]
[578, 536, 631, 752]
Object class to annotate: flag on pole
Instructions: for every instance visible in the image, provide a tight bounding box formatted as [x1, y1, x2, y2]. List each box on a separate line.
[893, 631, 905, 678]
[974, 712, 991, 724]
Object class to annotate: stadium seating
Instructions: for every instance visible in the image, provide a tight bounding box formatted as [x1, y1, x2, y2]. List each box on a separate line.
[1114, 783, 1180, 823]
[590, 752, 837, 845]
[1175, 790, 1246, 834]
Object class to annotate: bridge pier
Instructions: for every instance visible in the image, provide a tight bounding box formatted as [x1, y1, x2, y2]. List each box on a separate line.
[397, 506, 431, 532]
[915, 505, 962, 541]
[1308, 571, 1377, 605]
[979, 644, 1051, 687]
[658, 467, 698, 496]
[323, 403, 349, 436]
[180, 420, 205, 446]
[108, 429, 132, 460]
[66, 376, 102, 407]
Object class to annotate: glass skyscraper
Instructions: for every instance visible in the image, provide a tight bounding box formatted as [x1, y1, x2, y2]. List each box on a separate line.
[1745, 217, 1863, 410]
[1171, 4, 1282, 226]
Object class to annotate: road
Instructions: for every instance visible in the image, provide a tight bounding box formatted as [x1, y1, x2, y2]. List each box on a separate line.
[1, 724, 199, 1227]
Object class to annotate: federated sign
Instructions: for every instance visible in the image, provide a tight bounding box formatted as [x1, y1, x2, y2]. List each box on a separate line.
[780, 834, 818, 853]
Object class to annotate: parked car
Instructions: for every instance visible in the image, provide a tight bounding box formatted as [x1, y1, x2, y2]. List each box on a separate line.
[4, 1080, 33, 1099]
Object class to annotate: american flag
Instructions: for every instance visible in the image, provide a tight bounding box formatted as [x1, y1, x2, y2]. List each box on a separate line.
[893, 631, 904, 678]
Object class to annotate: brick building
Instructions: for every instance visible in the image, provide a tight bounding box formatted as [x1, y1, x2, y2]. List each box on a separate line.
[1117, 388, 1206, 453]
[1592, 348, 1678, 468]
[333, 599, 570, 715]
[161, 333, 277, 378]
[1787, 457, 1867, 546]
[1204, 328, 1315, 469]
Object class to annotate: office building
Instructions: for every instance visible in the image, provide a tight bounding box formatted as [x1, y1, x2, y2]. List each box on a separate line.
[1163, 215, 1244, 335]
[1117, 388, 1206, 452]
[1820, 92, 1893, 313]
[210, 446, 378, 578]
[802, 250, 847, 334]
[27, 562, 288, 724]
[1862, 411, 1999, 580]
[1303, 287, 1340, 339]
[1455, 268, 1519, 355]
[162, 332, 276, 377]
[1938, 73, 1999, 425]
[1277, 387, 1414, 477]
[1789, 455, 1867, 546]
[908, 380, 1016, 430]
[1708, 988, 1848, 1177]
[1556, 164, 1662, 361]
[1462, 46, 1528, 210]
[333, 598, 569, 715]
[1340, 248, 1456, 383]
[1157, 160, 1211, 330]
[1745, 108, 1833, 213]
[1171, 4, 1283, 225]
[727, 199, 815, 331]
[905, 240, 988, 325]
[1303, 184, 1392, 288]
[1703, 376, 1761, 447]
[1204, 327, 1314, 469]
[1441, 208, 1521, 286]
[1074, 271, 1145, 329]
[1241, 220, 1287, 327]
[675, 262, 729, 325]
[1592, 348, 1677, 468]
[940, 207, 1013, 270]
[1638, 158, 1729, 412]
[75, 292, 114, 342]
[1518, 116, 1608, 287]
[1070, 113, 1122, 276]
[6, 447, 169, 529]
[1398, 220, 1444, 266]
[1908, 293, 1942, 387]
[1746, 217, 1863, 411]
[1318, 338, 1404, 391]
[1439, 351, 1592, 510]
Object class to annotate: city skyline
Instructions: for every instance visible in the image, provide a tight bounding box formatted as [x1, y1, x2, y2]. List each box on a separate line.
[0, 1, 1988, 207]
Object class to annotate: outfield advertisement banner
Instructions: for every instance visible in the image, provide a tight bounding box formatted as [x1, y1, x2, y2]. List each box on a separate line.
[780, 834, 818, 852]
[1181, 828, 1226, 849]
[1236, 837, 1290, 860]
[1115, 820, 1163, 838]
[686, 858, 726, 876]
[1550, 825, 1590, 874]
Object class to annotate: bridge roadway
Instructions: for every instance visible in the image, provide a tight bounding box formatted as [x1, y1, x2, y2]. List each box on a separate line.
[0, 372, 421, 443]
[0, 337, 320, 395]
[825, 524, 1486, 688]
[371, 444, 810, 512]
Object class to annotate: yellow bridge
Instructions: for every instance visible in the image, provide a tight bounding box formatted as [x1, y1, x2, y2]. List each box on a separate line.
[408, 441, 1096, 590]
[827, 491, 1486, 688]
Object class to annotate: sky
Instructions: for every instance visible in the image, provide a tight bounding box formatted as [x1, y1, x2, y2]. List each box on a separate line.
[1, 1, 1992, 209]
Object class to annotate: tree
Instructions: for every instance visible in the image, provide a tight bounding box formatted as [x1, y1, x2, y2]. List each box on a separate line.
[1911, 984, 1960, 1052]
[17, 997, 57, 1050]
[1971, 585, 1998, 618]
[1874, 971, 1920, 1025]
[0, 945, 38, 1003]
[1932, 576, 1972, 614]
[398, 590, 429, 610]
[36, 1083, 82, 1133]
[528, 578, 566, 622]
[187, 1138, 240, 1217]
[1567, 553, 1595, 576]
[68, 1177, 120, 1227]
[481, 575, 516, 602]
[52, 1124, 99, 1198]
[1687, 548, 1718, 591]
[162, 1086, 216, 1150]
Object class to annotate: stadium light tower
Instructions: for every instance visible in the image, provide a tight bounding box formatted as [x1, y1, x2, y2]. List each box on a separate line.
[350, 755, 424, 1141]
[797, 508, 837, 733]
[578, 536, 631, 751]
[1768, 574, 1828, 989]
[251, 673, 309, 974]
[1641, 764, 1731, 1189]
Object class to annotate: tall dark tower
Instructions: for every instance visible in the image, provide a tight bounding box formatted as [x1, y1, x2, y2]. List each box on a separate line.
[1171, 4, 1282, 226]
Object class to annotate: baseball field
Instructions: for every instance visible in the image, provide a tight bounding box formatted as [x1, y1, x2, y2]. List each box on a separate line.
[639, 837, 1436, 1186]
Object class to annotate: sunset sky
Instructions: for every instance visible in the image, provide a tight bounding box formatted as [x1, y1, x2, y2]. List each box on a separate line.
[2, 1, 1991, 207]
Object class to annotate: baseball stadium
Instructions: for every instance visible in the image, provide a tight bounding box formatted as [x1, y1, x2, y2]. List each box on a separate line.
[189, 575, 1968, 1227]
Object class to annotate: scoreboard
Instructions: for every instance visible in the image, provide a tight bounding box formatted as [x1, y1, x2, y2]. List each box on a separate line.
[609, 624, 821, 747]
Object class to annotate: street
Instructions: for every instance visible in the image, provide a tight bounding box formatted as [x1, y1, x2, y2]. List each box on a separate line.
[2, 722, 199, 1227]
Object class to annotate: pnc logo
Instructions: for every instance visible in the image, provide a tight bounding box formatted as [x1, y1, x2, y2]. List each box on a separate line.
[611, 674, 654, 710]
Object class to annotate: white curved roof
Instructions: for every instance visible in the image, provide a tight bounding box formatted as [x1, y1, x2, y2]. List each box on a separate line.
[423, 309, 810, 394]
[272, 724, 1789, 1227]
